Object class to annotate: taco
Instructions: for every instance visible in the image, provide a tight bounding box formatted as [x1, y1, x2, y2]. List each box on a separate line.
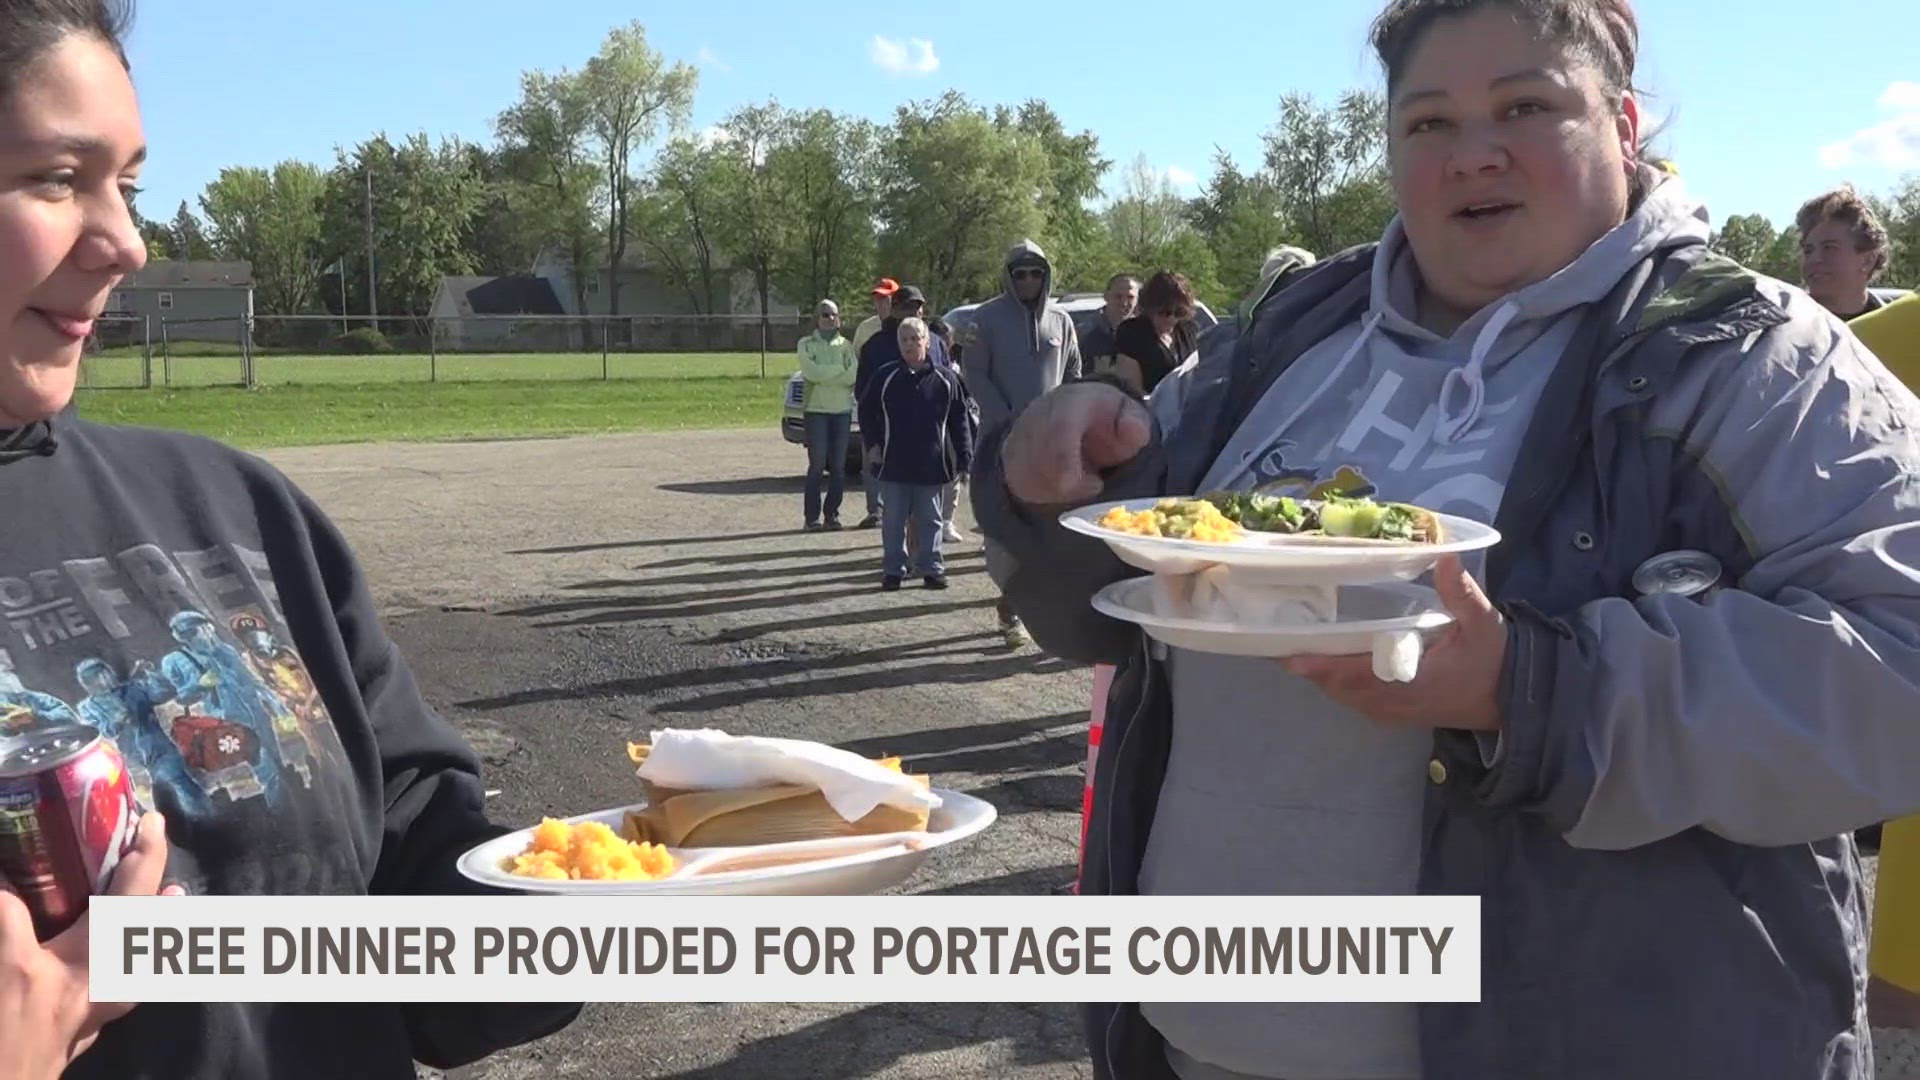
[1201, 492, 1445, 544]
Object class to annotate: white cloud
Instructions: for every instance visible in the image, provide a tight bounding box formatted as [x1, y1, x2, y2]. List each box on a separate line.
[869, 35, 939, 77]
[694, 125, 731, 149]
[695, 46, 731, 74]
[1165, 165, 1198, 191]
[1819, 81, 1920, 170]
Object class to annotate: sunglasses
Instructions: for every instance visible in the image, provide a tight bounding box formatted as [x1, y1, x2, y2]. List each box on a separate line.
[1010, 267, 1045, 281]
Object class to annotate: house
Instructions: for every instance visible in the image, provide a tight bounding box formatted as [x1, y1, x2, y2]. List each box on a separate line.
[106, 261, 253, 344]
[528, 249, 801, 319]
[427, 274, 571, 351]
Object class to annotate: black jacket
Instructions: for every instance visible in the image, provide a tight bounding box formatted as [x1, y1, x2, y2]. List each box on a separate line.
[858, 360, 976, 485]
[0, 412, 579, 1078]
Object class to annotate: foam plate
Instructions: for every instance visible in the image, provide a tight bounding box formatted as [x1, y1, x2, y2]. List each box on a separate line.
[456, 788, 996, 896]
[1061, 498, 1500, 586]
[1092, 577, 1454, 659]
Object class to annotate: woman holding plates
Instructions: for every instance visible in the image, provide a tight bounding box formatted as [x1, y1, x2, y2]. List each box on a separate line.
[972, 0, 1920, 1077]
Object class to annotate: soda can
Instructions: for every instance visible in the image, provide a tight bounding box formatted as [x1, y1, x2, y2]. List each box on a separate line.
[0, 725, 143, 941]
[1632, 550, 1724, 600]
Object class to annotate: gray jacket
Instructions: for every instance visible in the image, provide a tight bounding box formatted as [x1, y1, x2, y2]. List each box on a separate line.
[962, 240, 1082, 434]
[973, 238, 1920, 1079]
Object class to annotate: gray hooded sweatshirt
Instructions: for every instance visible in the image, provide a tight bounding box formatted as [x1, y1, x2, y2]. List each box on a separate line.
[1139, 176, 1714, 1080]
[963, 240, 1082, 434]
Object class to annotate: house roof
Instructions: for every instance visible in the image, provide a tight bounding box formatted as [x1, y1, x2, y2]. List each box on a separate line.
[467, 275, 564, 315]
[122, 260, 253, 289]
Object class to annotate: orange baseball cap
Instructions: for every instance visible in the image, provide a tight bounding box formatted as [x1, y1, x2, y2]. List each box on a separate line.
[871, 278, 900, 296]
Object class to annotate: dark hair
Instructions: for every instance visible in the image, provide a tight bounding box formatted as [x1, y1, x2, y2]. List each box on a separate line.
[1796, 185, 1892, 278]
[1104, 273, 1139, 295]
[1371, 0, 1638, 99]
[0, 0, 131, 99]
[926, 316, 952, 341]
[1139, 271, 1195, 320]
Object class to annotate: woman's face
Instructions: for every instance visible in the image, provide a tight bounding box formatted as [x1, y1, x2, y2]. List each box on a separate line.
[0, 34, 147, 427]
[1387, 6, 1637, 320]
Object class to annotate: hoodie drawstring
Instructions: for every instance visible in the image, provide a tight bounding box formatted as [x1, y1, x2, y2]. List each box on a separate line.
[1435, 300, 1520, 445]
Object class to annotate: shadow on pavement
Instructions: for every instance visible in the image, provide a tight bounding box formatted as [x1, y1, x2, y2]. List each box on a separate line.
[608, 548, 983, 590]
[518, 572, 991, 628]
[965, 773, 1084, 815]
[506, 528, 814, 555]
[707, 598, 997, 642]
[656, 654, 1075, 714]
[651, 1001, 1085, 1080]
[454, 632, 1004, 712]
[528, 562, 986, 613]
[658, 476, 809, 496]
[839, 713, 1087, 775]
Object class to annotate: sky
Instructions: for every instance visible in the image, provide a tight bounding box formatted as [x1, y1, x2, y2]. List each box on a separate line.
[125, 0, 1919, 236]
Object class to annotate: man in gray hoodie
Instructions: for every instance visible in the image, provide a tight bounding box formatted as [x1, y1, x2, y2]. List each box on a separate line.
[963, 240, 1082, 648]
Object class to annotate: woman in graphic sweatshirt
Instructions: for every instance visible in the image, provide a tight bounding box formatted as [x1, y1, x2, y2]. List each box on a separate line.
[0, 2, 580, 1076]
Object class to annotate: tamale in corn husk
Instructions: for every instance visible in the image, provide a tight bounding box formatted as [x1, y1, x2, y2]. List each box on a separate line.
[623, 742, 931, 848]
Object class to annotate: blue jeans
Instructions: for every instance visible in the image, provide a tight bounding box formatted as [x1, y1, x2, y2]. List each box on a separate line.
[879, 481, 944, 578]
[862, 459, 882, 517]
[803, 411, 851, 524]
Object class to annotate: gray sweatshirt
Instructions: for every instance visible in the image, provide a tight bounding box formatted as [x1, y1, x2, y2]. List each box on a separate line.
[962, 239, 1082, 434]
[1139, 177, 1715, 1080]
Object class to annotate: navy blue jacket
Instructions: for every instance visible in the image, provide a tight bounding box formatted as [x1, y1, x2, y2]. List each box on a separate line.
[858, 360, 975, 486]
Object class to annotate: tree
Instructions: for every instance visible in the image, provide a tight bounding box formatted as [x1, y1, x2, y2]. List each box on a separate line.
[130, 204, 171, 261]
[997, 100, 1110, 292]
[493, 68, 603, 307]
[1192, 149, 1294, 301]
[1262, 91, 1393, 257]
[710, 102, 789, 327]
[199, 161, 327, 316]
[1104, 154, 1223, 302]
[876, 92, 1049, 306]
[636, 139, 727, 313]
[1708, 212, 1800, 282]
[167, 202, 214, 261]
[319, 134, 485, 320]
[1872, 176, 1920, 289]
[579, 22, 696, 318]
[768, 109, 879, 309]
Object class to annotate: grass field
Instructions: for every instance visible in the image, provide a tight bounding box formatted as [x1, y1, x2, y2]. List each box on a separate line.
[73, 374, 793, 449]
[79, 350, 797, 388]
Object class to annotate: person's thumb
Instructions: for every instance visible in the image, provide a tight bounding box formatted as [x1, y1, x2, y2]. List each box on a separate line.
[1433, 555, 1497, 628]
[48, 812, 166, 966]
[1080, 393, 1151, 471]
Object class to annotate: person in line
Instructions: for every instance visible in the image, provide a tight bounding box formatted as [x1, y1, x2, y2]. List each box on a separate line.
[851, 276, 897, 354]
[927, 314, 969, 543]
[974, 0, 1920, 1076]
[1845, 292, 1920, 1079]
[0, 2, 582, 1076]
[1798, 184, 1895, 321]
[848, 278, 899, 527]
[858, 317, 975, 592]
[1109, 270, 1201, 398]
[797, 298, 857, 531]
[1079, 273, 1139, 379]
[962, 241, 1081, 650]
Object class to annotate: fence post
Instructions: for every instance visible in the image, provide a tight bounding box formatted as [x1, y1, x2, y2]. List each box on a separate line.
[160, 319, 172, 388]
[240, 317, 256, 389]
[601, 318, 610, 381]
[429, 317, 438, 383]
[760, 316, 768, 379]
[140, 314, 152, 389]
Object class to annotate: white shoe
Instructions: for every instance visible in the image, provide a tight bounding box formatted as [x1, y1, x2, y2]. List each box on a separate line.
[1003, 621, 1032, 650]
[943, 523, 965, 542]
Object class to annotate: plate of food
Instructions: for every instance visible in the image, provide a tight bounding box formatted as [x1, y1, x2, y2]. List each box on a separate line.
[458, 729, 997, 896]
[1091, 575, 1453, 677]
[1061, 492, 1499, 584]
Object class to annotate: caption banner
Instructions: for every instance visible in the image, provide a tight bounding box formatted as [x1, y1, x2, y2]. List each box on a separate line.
[91, 895, 1480, 1004]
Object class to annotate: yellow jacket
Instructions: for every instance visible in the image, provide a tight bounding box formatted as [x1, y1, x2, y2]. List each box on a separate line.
[1851, 293, 1920, 390]
[797, 332, 857, 414]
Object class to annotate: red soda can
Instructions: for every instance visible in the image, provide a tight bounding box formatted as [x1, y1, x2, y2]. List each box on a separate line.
[0, 725, 143, 941]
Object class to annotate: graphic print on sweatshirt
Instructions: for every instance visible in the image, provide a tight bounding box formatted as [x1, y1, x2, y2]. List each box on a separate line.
[0, 541, 347, 821]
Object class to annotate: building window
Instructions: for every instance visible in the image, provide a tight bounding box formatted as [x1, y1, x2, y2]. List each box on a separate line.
[157, 291, 174, 310]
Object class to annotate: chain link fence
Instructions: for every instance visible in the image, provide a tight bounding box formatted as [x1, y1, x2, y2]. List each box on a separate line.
[80, 313, 820, 389]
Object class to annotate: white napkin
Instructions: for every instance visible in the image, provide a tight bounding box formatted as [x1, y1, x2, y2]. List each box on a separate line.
[1372, 630, 1423, 683]
[1156, 565, 1339, 627]
[637, 728, 941, 823]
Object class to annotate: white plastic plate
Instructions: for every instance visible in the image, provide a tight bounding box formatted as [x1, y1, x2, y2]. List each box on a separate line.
[1061, 498, 1500, 586]
[1091, 577, 1455, 659]
[457, 787, 996, 896]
